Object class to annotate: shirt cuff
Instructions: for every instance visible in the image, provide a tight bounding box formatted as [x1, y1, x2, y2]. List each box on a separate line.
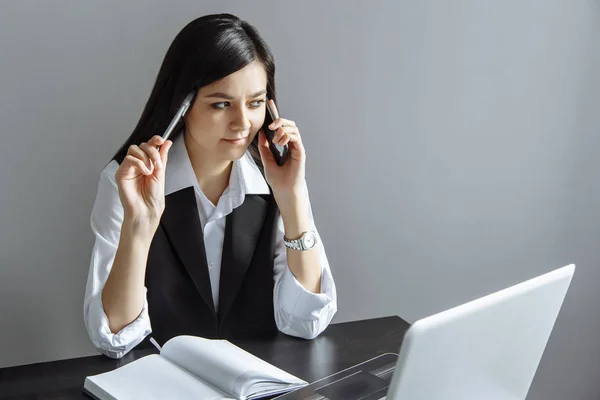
[85, 292, 152, 359]
[277, 264, 336, 321]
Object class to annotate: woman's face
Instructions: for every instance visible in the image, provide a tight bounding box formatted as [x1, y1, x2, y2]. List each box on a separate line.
[184, 60, 268, 161]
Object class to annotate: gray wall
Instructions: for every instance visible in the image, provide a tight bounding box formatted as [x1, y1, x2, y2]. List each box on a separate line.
[0, 1, 598, 399]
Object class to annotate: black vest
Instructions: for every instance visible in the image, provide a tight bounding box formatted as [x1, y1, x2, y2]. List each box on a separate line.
[143, 187, 281, 346]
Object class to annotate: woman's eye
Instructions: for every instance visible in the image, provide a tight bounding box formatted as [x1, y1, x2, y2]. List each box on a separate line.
[211, 102, 229, 110]
[250, 100, 265, 108]
[212, 100, 264, 110]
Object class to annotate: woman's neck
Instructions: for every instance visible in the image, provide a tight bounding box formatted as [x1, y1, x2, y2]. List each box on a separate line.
[184, 134, 233, 206]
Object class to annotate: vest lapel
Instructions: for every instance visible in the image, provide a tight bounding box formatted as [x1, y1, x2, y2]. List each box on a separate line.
[161, 187, 216, 317]
[218, 194, 269, 323]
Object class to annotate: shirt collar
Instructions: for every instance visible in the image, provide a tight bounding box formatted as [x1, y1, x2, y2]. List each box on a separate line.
[164, 135, 270, 197]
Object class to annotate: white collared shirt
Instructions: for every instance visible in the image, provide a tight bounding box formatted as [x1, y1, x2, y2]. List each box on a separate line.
[83, 137, 337, 358]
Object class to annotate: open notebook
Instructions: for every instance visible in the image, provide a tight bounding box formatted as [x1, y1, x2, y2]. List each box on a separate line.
[83, 336, 307, 400]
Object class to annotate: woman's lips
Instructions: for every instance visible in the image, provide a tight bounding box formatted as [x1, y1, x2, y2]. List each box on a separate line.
[223, 137, 248, 145]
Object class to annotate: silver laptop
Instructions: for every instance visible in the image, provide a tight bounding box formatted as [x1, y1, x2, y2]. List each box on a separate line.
[383, 264, 575, 400]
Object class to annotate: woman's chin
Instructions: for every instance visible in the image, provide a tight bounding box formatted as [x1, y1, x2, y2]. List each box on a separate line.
[219, 141, 250, 160]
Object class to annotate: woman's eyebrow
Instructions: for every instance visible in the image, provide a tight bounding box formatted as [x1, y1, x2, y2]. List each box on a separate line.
[204, 89, 267, 99]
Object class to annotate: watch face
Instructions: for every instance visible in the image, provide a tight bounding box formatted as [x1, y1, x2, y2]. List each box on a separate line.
[302, 232, 317, 248]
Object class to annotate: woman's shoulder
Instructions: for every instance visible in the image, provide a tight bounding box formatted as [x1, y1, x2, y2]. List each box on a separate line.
[92, 160, 121, 206]
[91, 160, 124, 238]
[98, 160, 120, 185]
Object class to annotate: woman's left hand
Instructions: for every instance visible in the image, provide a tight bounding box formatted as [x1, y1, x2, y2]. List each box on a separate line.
[258, 100, 306, 198]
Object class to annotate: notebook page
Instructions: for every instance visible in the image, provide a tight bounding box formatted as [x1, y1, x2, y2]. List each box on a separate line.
[84, 354, 233, 400]
[161, 336, 306, 398]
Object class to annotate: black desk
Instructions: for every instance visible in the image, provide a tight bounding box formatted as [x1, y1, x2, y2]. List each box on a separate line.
[0, 316, 409, 399]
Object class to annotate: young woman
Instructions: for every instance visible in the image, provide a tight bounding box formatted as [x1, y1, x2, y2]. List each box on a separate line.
[84, 13, 336, 359]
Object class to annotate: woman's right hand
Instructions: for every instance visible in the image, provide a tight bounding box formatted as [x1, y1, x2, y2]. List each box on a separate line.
[114, 135, 173, 228]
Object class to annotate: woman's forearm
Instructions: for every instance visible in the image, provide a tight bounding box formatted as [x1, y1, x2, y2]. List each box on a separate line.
[277, 192, 322, 293]
[102, 217, 157, 333]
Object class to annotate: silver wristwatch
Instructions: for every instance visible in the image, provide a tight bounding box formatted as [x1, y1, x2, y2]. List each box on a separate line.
[284, 231, 318, 251]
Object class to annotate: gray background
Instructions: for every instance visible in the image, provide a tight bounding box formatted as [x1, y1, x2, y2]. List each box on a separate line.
[1, 1, 598, 399]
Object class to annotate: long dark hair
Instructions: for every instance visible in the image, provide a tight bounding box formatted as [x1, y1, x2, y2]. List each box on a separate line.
[112, 13, 276, 173]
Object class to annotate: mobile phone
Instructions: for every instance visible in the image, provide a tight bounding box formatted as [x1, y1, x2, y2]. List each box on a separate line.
[264, 98, 289, 166]
[161, 91, 196, 143]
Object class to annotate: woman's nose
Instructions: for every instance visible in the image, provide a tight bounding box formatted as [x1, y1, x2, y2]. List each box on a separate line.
[230, 107, 252, 131]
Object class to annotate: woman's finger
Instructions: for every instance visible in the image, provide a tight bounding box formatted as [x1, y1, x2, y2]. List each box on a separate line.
[282, 131, 305, 160]
[127, 145, 153, 173]
[140, 142, 164, 170]
[273, 126, 299, 144]
[123, 154, 152, 175]
[268, 118, 296, 131]
[159, 139, 173, 167]
[149, 135, 165, 146]
[150, 135, 167, 152]
[280, 134, 291, 147]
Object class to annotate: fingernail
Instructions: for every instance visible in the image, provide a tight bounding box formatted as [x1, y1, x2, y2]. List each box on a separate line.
[269, 123, 275, 129]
